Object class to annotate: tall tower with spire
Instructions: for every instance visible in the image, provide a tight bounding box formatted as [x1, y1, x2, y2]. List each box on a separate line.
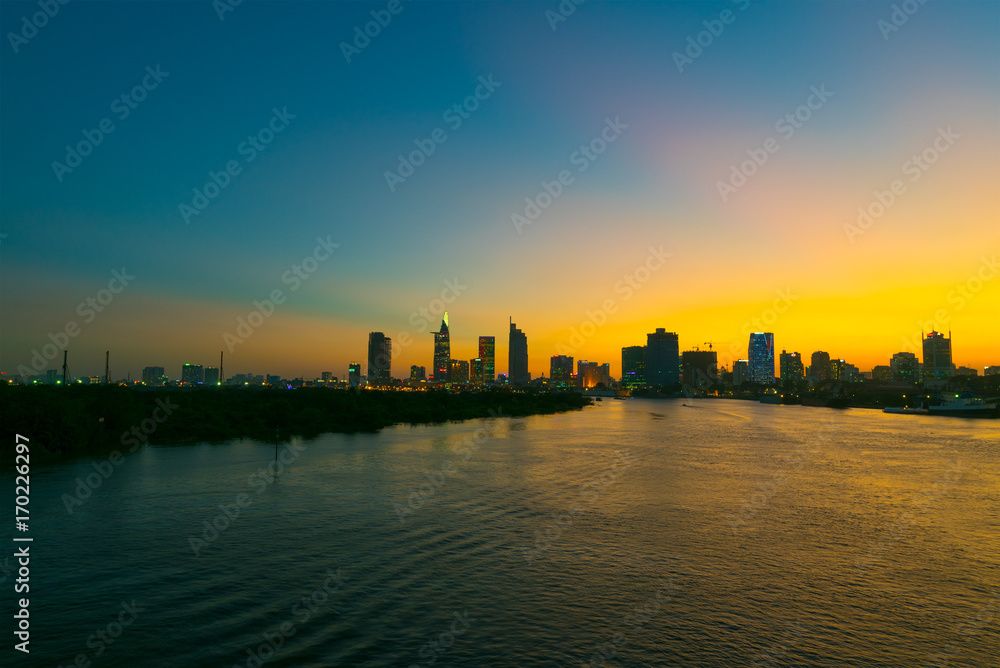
[433, 312, 450, 381]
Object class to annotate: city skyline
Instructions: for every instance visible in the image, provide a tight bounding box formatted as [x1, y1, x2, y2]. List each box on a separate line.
[1, 2, 997, 382]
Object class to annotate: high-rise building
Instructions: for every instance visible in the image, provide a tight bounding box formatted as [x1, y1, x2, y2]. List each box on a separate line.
[985, 365, 1000, 377]
[348, 362, 362, 388]
[204, 367, 220, 385]
[142, 366, 166, 386]
[621, 346, 646, 390]
[830, 359, 860, 383]
[955, 366, 977, 377]
[449, 359, 470, 384]
[470, 359, 483, 384]
[922, 331, 952, 380]
[778, 350, 804, 387]
[748, 333, 775, 384]
[478, 336, 495, 384]
[645, 328, 679, 388]
[433, 314, 451, 381]
[410, 365, 426, 381]
[550, 355, 574, 387]
[181, 364, 204, 385]
[682, 350, 718, 389]
[367, 332, 392, 385]
[509, 320, 529, 385]
[809, 351, 831, 380]
[733, 360, 750, 387]
[872, 365, 892, 383]
[890, 352, 919, 384]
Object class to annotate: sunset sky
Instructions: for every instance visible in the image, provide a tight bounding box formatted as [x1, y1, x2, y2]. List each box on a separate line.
[1, 0, 997, 380]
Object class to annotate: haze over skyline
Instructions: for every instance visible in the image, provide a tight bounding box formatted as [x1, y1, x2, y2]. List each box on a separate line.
[2, 1, 997, 380]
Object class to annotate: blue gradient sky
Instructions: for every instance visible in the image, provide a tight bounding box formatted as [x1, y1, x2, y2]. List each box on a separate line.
[2, 0, 998, 380]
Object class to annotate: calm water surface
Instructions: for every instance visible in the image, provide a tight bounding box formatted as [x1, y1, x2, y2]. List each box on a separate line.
[5, 399, 999, 667]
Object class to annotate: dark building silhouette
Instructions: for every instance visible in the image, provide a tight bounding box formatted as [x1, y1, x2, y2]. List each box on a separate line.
[470, 358, 484, 384]
[682, 350, 718, 389]
[621, 345, 646, 389]
[779, 350, 803, 387]
[508, 319, 529, 385]
[890, 352, 919, 384]
[410, 365, 426, 381]
[550, 355, 573, 387]
[367, 332, 392, 384]
[449, 359, 470, 384]
[433, 314, 451, 381]
[204, 367, 220, 385]
[810, 351, 831, 380]
[922, 331, 952, 380]
[478, 336, 495, 384]
[181, 363, 203, 385]
[733, 360, 750, 387]
[348, 362, 361, 388]
[645, 328, 679, 388]
[142, 366, 165, 386]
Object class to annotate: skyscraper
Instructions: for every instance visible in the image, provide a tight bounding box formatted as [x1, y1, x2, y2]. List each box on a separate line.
[733, 360, 750, 387]
[682, 350, 718, 389]
[204, 367, 220, 385]
[922, 331, 952, 380]
[181, 363, 203, 385]
[470, 359, 483, 385]
[142, 366, 165, 386]
[348, 362, 362, 388]
[810, 351, 831, 381]
[433, 313, 451, 382]
[748, 333, 775, 384]
[367, 332, 392, 385]
[550, 355, 574, 387]
[645, 328, 679, 388]
[509, 320, 529, 385]
[478, 336, 495, 384]
[890, 352, 919, 384]
[621, 346, 646, 389]
[410, 365, 426, 381]
[449, 359, 470, 384]
[778, 350, 804, 388]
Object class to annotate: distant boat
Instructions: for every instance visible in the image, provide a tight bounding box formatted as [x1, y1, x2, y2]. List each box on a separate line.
[927, 396, 997, 418]
[883, 406, 929, 415]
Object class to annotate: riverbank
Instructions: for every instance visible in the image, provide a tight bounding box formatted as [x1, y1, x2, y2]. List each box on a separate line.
[0, 385, 591, 464]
